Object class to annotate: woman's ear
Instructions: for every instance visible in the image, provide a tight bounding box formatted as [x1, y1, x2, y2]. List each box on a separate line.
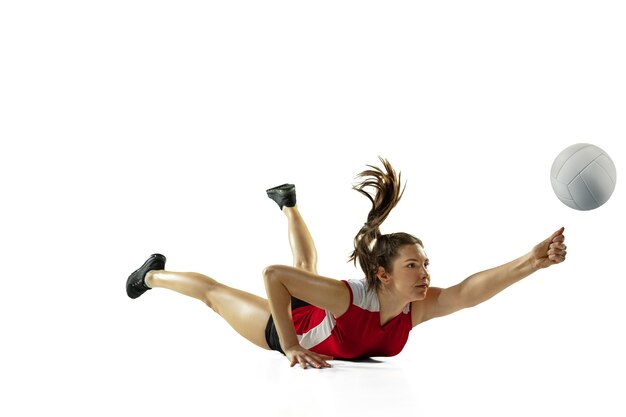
[376, 266, 391, 284]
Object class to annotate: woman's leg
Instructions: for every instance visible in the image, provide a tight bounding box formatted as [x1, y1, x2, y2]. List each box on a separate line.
[146, 270, 271, 349]
[266, 184, 318, 273]
[133, 190, 318, 350]
[283, 205, 318, 274]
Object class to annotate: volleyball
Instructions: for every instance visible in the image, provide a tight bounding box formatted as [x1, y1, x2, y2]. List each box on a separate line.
[550, 143, 617, 211]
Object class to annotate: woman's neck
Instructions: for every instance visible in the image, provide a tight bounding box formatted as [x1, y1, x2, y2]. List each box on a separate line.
[376, 287, 409, 326]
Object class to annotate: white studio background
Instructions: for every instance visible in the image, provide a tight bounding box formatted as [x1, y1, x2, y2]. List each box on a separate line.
[1, 1, 624, 416]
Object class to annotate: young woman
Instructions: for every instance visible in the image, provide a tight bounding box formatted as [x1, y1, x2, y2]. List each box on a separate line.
[126, 158, 567, 369]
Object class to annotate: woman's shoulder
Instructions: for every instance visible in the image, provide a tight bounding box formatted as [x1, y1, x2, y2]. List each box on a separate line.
[342, 278, 367, 296]
[343, 278, 379, 311]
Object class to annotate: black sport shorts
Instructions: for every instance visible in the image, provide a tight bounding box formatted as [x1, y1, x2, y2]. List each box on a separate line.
[265, 297, 310, 354]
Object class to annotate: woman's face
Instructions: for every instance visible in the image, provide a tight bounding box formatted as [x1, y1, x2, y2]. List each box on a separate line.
[385, 243, 431, 301]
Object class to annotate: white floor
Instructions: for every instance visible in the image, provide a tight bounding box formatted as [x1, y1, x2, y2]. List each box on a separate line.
[5, 286, 624, 417]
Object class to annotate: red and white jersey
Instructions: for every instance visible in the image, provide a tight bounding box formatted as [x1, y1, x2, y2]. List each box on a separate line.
[291, 278, 413, 359]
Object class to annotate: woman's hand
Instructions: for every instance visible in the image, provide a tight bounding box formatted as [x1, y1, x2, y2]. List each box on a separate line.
[284, 344, 333, 369]
[531, 227, 567, 270]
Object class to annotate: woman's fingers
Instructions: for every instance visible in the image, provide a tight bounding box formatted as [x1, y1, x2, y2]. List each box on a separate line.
[548, 244, 566, 253]
[550, 227, 565, 240]
[314, 352, 333, 367]
[548, 242, 567, 262]
[304, 354, 324, 369]
[548, 230, 567, 263]
[314, 356, 331, 368]
[286, 346, 334, 369]
[301, 353, 332, 369]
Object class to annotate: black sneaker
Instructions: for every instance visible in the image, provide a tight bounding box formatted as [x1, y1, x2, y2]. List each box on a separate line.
[266, 183, 296, 210]
[126, 254, 166, 299]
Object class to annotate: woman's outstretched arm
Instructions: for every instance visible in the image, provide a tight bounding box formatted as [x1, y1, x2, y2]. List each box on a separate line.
[263, 265, 350, 368]
[413, 227, 567, 325]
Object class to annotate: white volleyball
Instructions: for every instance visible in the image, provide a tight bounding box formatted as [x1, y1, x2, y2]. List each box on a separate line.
[550, 143, 617, 211]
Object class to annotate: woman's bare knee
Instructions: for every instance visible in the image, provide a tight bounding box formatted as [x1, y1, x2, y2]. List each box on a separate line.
[202, 281, 221, 311]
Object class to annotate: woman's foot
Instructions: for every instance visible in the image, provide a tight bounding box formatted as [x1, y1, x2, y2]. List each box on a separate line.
[266, 183, 296, 210]
[126, 254, 166, 299]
